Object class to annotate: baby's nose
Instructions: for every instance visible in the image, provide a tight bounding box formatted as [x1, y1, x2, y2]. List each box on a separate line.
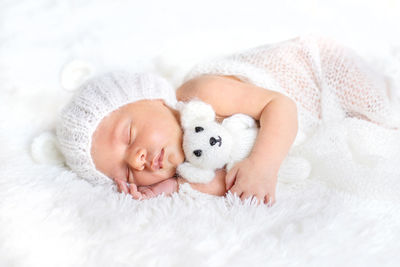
[128, 148, 147, 171]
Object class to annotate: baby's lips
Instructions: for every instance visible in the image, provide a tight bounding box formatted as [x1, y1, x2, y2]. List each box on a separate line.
[151, 148, 164, 170]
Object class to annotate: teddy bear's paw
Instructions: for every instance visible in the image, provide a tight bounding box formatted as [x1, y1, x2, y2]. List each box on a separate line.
[278, 156, 311, 183]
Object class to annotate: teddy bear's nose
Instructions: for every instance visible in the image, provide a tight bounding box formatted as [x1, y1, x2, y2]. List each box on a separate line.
[209, 136, 222, 147]
[193, 150, 202, 157]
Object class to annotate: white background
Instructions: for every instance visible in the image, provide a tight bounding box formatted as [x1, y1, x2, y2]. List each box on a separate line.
[1, 1, 400, 266]
[1, 0, 399, 106]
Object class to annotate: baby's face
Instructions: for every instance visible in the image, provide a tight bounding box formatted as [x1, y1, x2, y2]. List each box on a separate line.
[91, 99, 185, 186]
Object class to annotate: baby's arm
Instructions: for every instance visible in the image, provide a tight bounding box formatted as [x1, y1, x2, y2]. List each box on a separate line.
[116, 170, 227, 200]
[177, 169, 227, 196]
[136, 178, 179, 199]
[115, 178, 178, 200]
[225, 95, 297, 204]
[134, 169, 227, 198]
[177, 75, 298, 204]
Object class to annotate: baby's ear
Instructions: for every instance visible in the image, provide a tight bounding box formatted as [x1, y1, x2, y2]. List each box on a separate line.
[177, 100, 216, 129]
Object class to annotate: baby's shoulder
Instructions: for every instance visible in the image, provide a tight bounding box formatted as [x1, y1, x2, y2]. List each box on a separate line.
[176, 75, 284, 120]
[176, 75, 239, 101]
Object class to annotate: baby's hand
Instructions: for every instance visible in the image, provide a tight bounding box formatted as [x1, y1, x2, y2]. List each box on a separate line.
[225, 157, 278, 205]
[114, 179, 145, 199]
[115, 178, 179, 200]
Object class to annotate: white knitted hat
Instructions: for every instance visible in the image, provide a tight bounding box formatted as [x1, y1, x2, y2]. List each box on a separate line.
[56, 71, 177, 185]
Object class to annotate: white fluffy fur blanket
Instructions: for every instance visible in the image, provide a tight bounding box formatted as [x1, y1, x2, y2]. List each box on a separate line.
[1, 1, 400, 267]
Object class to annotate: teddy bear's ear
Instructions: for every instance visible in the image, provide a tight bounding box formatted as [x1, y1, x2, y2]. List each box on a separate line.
[177, 100, 216, 129]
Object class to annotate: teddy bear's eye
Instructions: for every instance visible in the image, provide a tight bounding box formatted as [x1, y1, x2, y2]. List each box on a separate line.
[195, 126, 204, 133]
[193, 150, 202, 157]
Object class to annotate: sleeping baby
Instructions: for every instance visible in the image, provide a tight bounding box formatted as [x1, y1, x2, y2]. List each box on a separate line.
[56, 35, 400, 205]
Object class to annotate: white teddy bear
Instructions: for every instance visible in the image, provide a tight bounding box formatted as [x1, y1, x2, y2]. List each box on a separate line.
[176, 100, 312, 185]
[176, 100, 258, 184]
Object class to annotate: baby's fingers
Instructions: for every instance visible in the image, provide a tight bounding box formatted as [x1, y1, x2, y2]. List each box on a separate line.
[115, 179, 129, 194]
[225, 167, 238, 191]
[240, 192, 254, 202]
[138, 186, 156, 199]
[239, 192, 261, 205]
[129, 184, 143, 200]
[229, 183, 243, 199]
[245, 193, 265, 205]
[264, 194, 276, 206]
